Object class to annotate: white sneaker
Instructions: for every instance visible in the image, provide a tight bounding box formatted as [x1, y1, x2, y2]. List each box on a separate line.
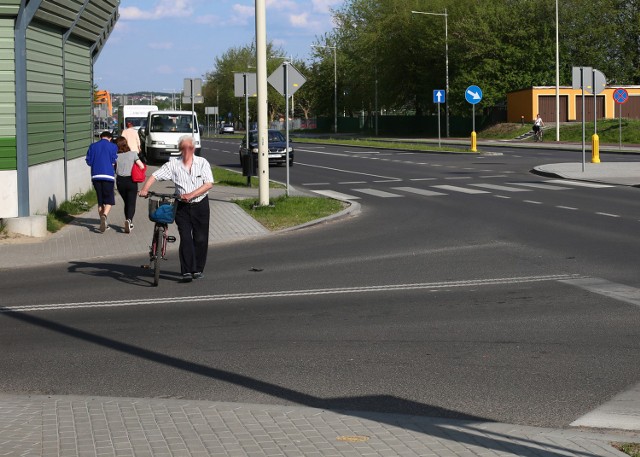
[125, 219, 131, 233]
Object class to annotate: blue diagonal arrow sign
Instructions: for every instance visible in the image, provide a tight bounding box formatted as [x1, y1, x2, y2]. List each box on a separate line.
[465, 85, 482, 105]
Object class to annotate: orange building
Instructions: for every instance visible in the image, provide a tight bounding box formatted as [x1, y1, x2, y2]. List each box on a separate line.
[507, 86, 640, 124]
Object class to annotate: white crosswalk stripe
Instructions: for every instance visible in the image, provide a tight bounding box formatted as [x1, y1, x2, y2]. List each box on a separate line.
[312, 190, 361, 200]
[545, 179, 614, 188]
[431, 185, 490, 194]
[392, 187, 446, 197]
[352, 188, 403, 198]
[308, 179, 615, 200]
[508, 182, 570, 190]
[468, 183, 531, 192]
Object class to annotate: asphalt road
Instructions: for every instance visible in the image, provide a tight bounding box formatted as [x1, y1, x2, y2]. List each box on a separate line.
[1, 138, 639, 429]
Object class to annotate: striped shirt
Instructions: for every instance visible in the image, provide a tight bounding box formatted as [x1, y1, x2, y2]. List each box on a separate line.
[152, 155, 214, 203]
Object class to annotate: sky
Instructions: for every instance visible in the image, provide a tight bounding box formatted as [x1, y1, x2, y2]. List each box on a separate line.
[94, 0, 344, 94]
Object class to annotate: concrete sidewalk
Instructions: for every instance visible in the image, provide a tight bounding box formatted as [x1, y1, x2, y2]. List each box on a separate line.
[534, 162, 640, 186]
[1, 169, 639, 456]
[0, 185, 283, 270]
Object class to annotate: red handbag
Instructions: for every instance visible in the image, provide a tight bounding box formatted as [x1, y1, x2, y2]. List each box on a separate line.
[131, 163, 147, 183]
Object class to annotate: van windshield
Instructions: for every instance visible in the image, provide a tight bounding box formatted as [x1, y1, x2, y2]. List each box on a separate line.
[149, 114, 198, 133]
[124, 117, 145, 128]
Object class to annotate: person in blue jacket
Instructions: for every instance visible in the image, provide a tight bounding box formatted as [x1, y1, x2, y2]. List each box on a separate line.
[86, 131, 118, 232]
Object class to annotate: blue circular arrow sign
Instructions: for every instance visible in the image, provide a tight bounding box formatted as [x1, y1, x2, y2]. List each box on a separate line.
[465, 85, 483, 105]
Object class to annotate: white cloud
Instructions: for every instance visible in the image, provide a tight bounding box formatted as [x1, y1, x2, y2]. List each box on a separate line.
[120, 0, 194, 20]
[312, 0, 341, 14]
[289, 12, 309, 27]
[231, 4, 254, 24]
[266, 0, 297, 10]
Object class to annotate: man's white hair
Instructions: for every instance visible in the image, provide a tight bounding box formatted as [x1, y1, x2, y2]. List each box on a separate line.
[178, 135, 194, 150]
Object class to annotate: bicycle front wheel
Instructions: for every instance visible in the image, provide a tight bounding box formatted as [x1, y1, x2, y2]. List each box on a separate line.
[153, 226, 164, 286]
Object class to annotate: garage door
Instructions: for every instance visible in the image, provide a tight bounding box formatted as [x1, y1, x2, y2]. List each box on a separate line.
[618, 96, 640, 119]
[575, 95, 605, 121]
[538, 95, 568, 122]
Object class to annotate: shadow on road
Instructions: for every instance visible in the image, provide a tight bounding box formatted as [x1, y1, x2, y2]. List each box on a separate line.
[0, 309, 606, 457]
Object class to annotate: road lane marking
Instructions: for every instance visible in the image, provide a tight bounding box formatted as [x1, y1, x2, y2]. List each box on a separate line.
[562, 277, 640, 431]
[391, 187, 446, 197]
[303, 183, 331, 186]
[596, 212, 620, 218]
[444, 177, 472, 180]
[508, 182, 570, 190]
[296, 162, 399, 181]
[494, 195, 511, 199]
[410, 178, 437, 181]
[469, 183, 531, 192]
[352, 188, 403, 198]
[523, 200, 543, 205]
[1, 274, 582, 313]
[556, 206, 578, 210]
[312, 190, 361, 200]
[545, 180, 614, 188]
[432, 185, 489, 194]
[338, 181, 367, 185]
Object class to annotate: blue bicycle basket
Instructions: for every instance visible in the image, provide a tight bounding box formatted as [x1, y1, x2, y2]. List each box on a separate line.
[150, 203, 176, 224]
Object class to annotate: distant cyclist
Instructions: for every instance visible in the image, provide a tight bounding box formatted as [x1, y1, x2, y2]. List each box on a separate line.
[533, 114, 544, 141]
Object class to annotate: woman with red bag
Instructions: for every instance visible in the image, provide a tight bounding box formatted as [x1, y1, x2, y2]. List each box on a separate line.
[115, 136, 146, 233]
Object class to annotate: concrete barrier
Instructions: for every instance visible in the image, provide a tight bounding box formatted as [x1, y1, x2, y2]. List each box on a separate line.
[4, 215, 47, 238]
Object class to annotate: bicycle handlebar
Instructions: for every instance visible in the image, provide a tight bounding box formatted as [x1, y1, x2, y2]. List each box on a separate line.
[145, 191, 177, 199]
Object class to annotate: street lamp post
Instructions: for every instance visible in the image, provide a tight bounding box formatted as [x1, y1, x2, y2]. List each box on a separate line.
[312, 44, 337, 134]
[411, 9, 449, 138]
[555, 0, 560, 142]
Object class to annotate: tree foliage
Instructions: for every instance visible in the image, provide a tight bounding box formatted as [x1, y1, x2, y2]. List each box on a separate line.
[308, 0, 640, 117]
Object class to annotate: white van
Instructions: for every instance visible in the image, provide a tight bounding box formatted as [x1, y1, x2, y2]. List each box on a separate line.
[117, 105, 158, 132]
[140, 110, 202, 162]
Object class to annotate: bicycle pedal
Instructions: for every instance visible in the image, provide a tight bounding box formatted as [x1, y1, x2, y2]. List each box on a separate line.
[167, 236, 177, 243]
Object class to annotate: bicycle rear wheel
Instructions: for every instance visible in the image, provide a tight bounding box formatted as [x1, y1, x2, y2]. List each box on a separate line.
[153, 226, 164, 286]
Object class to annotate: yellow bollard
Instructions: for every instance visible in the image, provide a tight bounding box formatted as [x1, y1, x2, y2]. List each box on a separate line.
[471, 131, 477, 152]
[591, 134, 600, 163]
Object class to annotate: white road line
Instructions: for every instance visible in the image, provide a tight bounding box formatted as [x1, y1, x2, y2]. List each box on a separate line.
[561, 277, 640, 309]
[391, 187, 447, 197]
[444, 177, 472, 180]
[410, 178, 437, 181]
[296, 162, 399, 181]
[556, 206, 578, 210]
[494, 195, 511, 199]
[596, 212, 620, 218]
[480, 175, 508, 178]
[373, 179, 403, 183]
[523, 200, 543, 204]
[508, 182, 570, 190]
[562, 277, 640, 431]
[344, 150, 380, 154]
[432, 185, 489, 194]
[545, 179, 614, 188]
[312, 190, 361, 200]
[338, 181, 367, 185]
[469, 183, 531, 192]
[352, 188, 403, 198]
[303, 183, 331, 186]
[0, 274, 582, 314]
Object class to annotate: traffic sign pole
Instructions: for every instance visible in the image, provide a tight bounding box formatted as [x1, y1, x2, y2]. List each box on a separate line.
[465, 85, 482, 153]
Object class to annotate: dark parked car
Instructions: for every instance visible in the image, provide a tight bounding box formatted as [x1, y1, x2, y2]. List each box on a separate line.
[238, 130, 294, 167]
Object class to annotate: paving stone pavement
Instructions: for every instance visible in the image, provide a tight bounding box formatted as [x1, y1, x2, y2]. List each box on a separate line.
[1, 171, 638, 456]
[0, 394, 635, 457]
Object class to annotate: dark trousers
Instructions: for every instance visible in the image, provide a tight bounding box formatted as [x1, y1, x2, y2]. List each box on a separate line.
[175, 199, 210, 275]
[116, 176, 138, 221]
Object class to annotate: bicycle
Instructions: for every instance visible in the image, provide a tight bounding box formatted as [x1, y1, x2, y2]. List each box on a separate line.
[534, 127, 543, 142]
[143, 191, 177, 286]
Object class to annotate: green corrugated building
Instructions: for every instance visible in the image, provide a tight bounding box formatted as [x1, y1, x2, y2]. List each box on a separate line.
[0, 0, 118, 234]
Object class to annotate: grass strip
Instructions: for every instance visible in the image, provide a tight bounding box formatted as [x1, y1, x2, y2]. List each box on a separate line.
[614, 443, 640, 457]
[234, 195, 347, 231]
[47, 190, 97, 233]
[214, 167, 283, 188]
